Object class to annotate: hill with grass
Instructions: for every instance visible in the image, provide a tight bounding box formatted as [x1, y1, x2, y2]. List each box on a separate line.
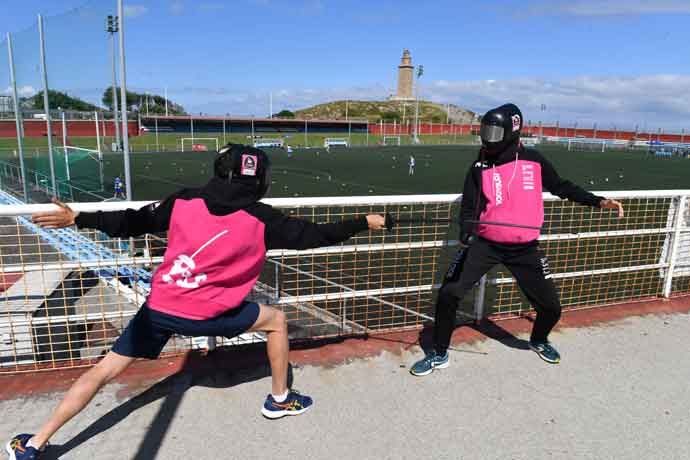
[294, 100, 477, 123]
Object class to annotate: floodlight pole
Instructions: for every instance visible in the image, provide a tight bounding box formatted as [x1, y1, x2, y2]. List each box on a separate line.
[38, 14, 57, 197]
[6, 33, 28, 201]
[107, 15, 121, 151]
[117, 0, 132, 200]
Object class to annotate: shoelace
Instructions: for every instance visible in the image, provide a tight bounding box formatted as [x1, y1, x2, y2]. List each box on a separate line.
[424, 353, 437, 365]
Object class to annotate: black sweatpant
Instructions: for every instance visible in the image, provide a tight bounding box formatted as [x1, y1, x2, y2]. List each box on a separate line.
[433, 237, 562, 354]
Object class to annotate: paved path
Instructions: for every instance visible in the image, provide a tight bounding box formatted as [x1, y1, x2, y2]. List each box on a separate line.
[2, 312, 689, 460]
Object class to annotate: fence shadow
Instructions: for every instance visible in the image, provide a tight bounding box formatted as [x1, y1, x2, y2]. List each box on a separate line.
[43, 345, 293, 460]
[416, 318, 530, 353]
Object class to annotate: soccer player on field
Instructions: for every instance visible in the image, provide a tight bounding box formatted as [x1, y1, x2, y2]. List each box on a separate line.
[408, 155, 416, 176]
[410, 103, 623, 376]
[113, 176, 125, 199]
[7, 144, 386, 459]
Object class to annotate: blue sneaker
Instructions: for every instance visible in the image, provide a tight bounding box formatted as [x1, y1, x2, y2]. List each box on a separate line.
[410, 351, 449, 376]
[261, 390, 313, 419]
[5, 434, 42, 460]
[529, 341, 561, 364]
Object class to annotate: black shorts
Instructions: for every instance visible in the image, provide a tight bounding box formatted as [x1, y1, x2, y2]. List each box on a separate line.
[112, 301, 261, 359]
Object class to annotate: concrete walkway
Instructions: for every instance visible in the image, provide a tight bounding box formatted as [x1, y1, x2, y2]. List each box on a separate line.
[1, 311, 689, 460]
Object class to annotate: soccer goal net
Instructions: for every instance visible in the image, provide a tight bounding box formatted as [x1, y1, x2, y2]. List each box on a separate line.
[383, 136, 401, 146]
[566, 138, 629, 153]
[324, 138, 349, 149]
[36, 146, 105, 195]
[180, 138, 219, 152]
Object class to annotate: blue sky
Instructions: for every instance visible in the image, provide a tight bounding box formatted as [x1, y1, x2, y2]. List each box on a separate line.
[1, 0, 690, 129]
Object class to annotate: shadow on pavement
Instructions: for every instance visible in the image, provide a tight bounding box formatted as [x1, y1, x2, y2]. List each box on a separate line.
[43, 346, 293, 460]
[416, 318, 530, 353]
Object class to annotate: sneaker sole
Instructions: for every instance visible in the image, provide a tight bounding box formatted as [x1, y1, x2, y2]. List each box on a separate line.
[261, 404, 312, 419]
[5, 441, 18, 460]
[410, 359, 449, 376]
[529, 346, 560, 364]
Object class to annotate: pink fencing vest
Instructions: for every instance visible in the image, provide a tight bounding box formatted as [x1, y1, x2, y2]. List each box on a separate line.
[148, 199, 266, 320]
[477, 159, 544, 244]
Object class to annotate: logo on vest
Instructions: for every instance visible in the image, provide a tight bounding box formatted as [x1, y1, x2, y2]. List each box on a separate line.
[522, 164, 535, 190]
[493, 172, 503, 205]
[162, 229, 229, 289]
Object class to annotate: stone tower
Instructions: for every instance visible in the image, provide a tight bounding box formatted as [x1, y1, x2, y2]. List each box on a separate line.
[392, 49, 414, 101]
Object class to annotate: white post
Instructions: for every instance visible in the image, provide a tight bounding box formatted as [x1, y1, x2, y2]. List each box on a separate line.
[61, 114, 70, 181]
[154, 116, 159, 149]
[664, 195, 687, 297]
[38, 14, 57, 196]
[61, 111, 67, 153]
[7, 33, 28, 201]
[117, 0, 132, 200]
[304, 119, 307, 147]
[95, 111, 104, 191]
[251, 117, 255, 140]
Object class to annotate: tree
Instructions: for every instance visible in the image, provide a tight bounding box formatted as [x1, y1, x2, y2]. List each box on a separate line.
[102, 87, 139, 111]
[273, 110, 295, 118]
[29, 90, 100, 111]
[102, 87, 186, 115]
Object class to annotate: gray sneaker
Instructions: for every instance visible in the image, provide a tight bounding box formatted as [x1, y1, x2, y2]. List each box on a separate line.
[410, 351, 449, 376]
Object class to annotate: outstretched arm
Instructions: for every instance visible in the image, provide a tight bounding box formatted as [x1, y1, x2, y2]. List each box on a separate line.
[265, 208, 385, 250]
[32, 193, 181, 236]
[540, 155, 624, 217]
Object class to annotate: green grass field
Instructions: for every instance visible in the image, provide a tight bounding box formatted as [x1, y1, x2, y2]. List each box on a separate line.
[1, 136, 687, 330]
[0, 131, 478, 154]
[1, 141, 690, 201]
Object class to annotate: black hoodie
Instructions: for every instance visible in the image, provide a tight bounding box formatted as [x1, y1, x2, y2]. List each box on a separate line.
[459, 141, 604, 245]
[75, 177, 369, 250]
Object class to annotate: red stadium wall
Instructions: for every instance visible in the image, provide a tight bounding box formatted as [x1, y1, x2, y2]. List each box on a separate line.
[368, 123, 688, 143]
[0, 120, 140, 138]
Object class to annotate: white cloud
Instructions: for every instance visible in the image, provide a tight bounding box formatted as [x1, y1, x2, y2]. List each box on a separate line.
[523, 0, 690, 17]
[170, 1, 185, 15]
[124, 5, 148, 18]
[2, 85, 36, 97]
[18, 85, 36, 97]
[162, 75, 690, 130]
[424, 75, 690, 129]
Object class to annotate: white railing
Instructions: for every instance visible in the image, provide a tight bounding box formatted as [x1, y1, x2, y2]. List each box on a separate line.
[1, 191, 689, 373]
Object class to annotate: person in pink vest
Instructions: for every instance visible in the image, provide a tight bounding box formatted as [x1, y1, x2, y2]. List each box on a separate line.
[410, 103, 624, 376]
[8, 144, 386, 460]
